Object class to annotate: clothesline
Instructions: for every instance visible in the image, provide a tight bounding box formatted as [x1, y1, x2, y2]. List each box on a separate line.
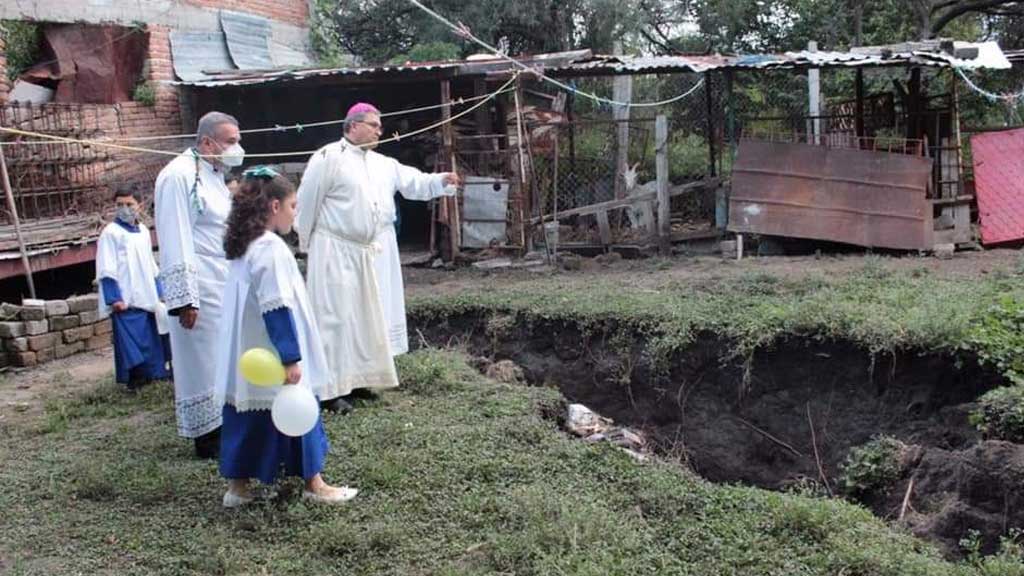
[0, 84, 518, 146]
[956, 67, 1024, 103]
[0, 74, 520, 159]
[403, 0, 706, 108]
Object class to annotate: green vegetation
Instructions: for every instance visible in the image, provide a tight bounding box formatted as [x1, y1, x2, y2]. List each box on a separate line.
[1, 20, 41, 81]
[838, 435, 905, 498]
[132, 81, 156, 107]
[3, 348, 1024, 575]
[971, 385, 1024, 443]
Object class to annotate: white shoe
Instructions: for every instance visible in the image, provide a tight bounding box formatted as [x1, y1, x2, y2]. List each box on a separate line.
[302, 486, 358, 504]
[222, 490, 255, 508]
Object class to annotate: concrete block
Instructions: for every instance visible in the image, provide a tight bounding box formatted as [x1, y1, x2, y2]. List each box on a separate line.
[934, 243, 955, 260]
[28, 333, 58, 351]
[86, 334, 110, 351]
[0, 322, 26, 338]
[0, 302, 22, 320]
[24, 320, 49, 336]
[19, 303, 46, 321]
[63, 326, 93, 344]
[45, 300, 70, 317]
[78, 310, 100, 325]
[55, 341, 85, 359]
[49, 315, 80, 331]
[35, 346, 55, 364]
[67, 294, 99, 314]
[9, 351, 37, 367]
[5, 337, 28, 352]
[94, 320, 113, 336]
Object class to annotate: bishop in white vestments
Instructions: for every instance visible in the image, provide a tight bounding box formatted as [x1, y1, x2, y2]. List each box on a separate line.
[154, 111, 244, 458]
[296, 103, 460, 409]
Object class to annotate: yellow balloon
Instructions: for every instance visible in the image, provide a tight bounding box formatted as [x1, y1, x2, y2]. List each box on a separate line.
[239, 348, 286, 387]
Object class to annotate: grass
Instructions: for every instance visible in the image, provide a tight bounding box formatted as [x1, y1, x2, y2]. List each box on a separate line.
[2, 348, 1024, 575]
[408, 262, 1024, 378]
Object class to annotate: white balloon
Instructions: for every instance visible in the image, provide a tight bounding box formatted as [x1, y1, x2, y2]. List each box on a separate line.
[271, 385, 319, 437]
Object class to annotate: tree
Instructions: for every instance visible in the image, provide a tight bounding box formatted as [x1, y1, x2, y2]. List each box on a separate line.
[311, 0, 645, 65]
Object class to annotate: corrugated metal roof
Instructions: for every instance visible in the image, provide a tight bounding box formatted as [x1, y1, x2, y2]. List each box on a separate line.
[173, 42, 1011, 87]
[182, 61, 461, 87]
[169, 31, 234, 82]
[221, 10, 275, 71]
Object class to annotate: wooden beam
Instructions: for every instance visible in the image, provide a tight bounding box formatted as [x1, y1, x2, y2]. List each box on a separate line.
[656, 115, 670, 255]
[855, 68, 866, 145]
[440, 80, 460, 260]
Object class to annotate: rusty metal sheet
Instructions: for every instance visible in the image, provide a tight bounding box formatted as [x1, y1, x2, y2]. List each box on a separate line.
[972, 128, 1024, 245]
[728, 138, 934, 250]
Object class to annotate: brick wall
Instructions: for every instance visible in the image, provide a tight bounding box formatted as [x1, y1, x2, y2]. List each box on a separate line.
[183, 0, 309, 27]
[0, 295, 112, 368]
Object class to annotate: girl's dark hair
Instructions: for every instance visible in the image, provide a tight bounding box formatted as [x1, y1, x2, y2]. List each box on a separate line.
[113, 183, 144, 202]
[223, 173, 295, 260]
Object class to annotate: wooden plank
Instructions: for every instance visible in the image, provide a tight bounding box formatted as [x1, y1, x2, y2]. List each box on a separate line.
[596, 210, 611, 246]
[656, 115, 670, 254]
[440, 80, 460, 260]
[528, 178, 720, 224]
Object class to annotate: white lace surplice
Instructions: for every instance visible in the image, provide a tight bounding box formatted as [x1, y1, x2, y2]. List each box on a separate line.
[215, 232, 328, 411]
[95, 222, 162, 319]
[154, 149, 231, 438]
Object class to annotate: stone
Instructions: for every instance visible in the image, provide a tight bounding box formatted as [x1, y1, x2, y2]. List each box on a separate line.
[55, 340, 85, 359]
[49, 315, 80, 331]
[9, 351, 37, 367]
[0, 302, 23, 320]
[67, 294, 99, 314]
[485, 359, 525, 384]
[934, 243, 956, 260]
[5, 337, 28, 352]
[566, 403, 612, 437]
[86, 334, 110, 351]
[0, 322, 26, 338]
[24, 320, 49, 336]
[35, 346, 55, 364]
[19, 301, 46, 321]
[63, 326, 93, 344]
[93, 320, 113, 336]
[44, 300, 70, 317]
[77, 310, 100, 325]
[28, 333, 58, 351]
[719, 240, 738, 258]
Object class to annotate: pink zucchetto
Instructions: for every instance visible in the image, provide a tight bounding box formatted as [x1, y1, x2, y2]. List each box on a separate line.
[346, 103, 380, 118]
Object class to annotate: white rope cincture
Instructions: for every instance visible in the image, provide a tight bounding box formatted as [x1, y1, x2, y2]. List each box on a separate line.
[404, 0, 705, 109]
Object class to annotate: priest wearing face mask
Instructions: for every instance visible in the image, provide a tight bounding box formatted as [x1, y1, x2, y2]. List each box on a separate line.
[154, 111, 243, 459]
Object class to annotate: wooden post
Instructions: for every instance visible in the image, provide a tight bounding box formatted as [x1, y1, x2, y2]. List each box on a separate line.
[705, 71, 717, 177]
[855, 68, 866, 146]
[655, 114, 670, 255]
[440, 80, 460, 261]
[807, 41, 821, 144]
[612, 42, 632, 201]
[0, 146, 36, 299]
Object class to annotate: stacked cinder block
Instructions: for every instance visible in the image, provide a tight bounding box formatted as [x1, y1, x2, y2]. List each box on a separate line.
[0, 295, 111, 368]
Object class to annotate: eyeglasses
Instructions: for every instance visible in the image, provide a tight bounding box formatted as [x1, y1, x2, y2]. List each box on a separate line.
[357, 120, 382, 131]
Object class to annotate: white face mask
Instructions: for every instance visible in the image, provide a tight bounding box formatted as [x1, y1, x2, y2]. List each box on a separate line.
[219, 143, 245, 167]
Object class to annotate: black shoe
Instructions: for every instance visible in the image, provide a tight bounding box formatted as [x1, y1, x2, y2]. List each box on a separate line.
[348, 388, 379, 401]
[319, 397, 353, 415]
[194, 427, 221, 460]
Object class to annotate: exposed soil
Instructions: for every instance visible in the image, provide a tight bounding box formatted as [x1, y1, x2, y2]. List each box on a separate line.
[410, 310, 1024, 558]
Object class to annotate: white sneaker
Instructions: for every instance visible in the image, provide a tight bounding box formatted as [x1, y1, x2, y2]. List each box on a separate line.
[302, 486, 359, 504]
[222, 490, 255, 508]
